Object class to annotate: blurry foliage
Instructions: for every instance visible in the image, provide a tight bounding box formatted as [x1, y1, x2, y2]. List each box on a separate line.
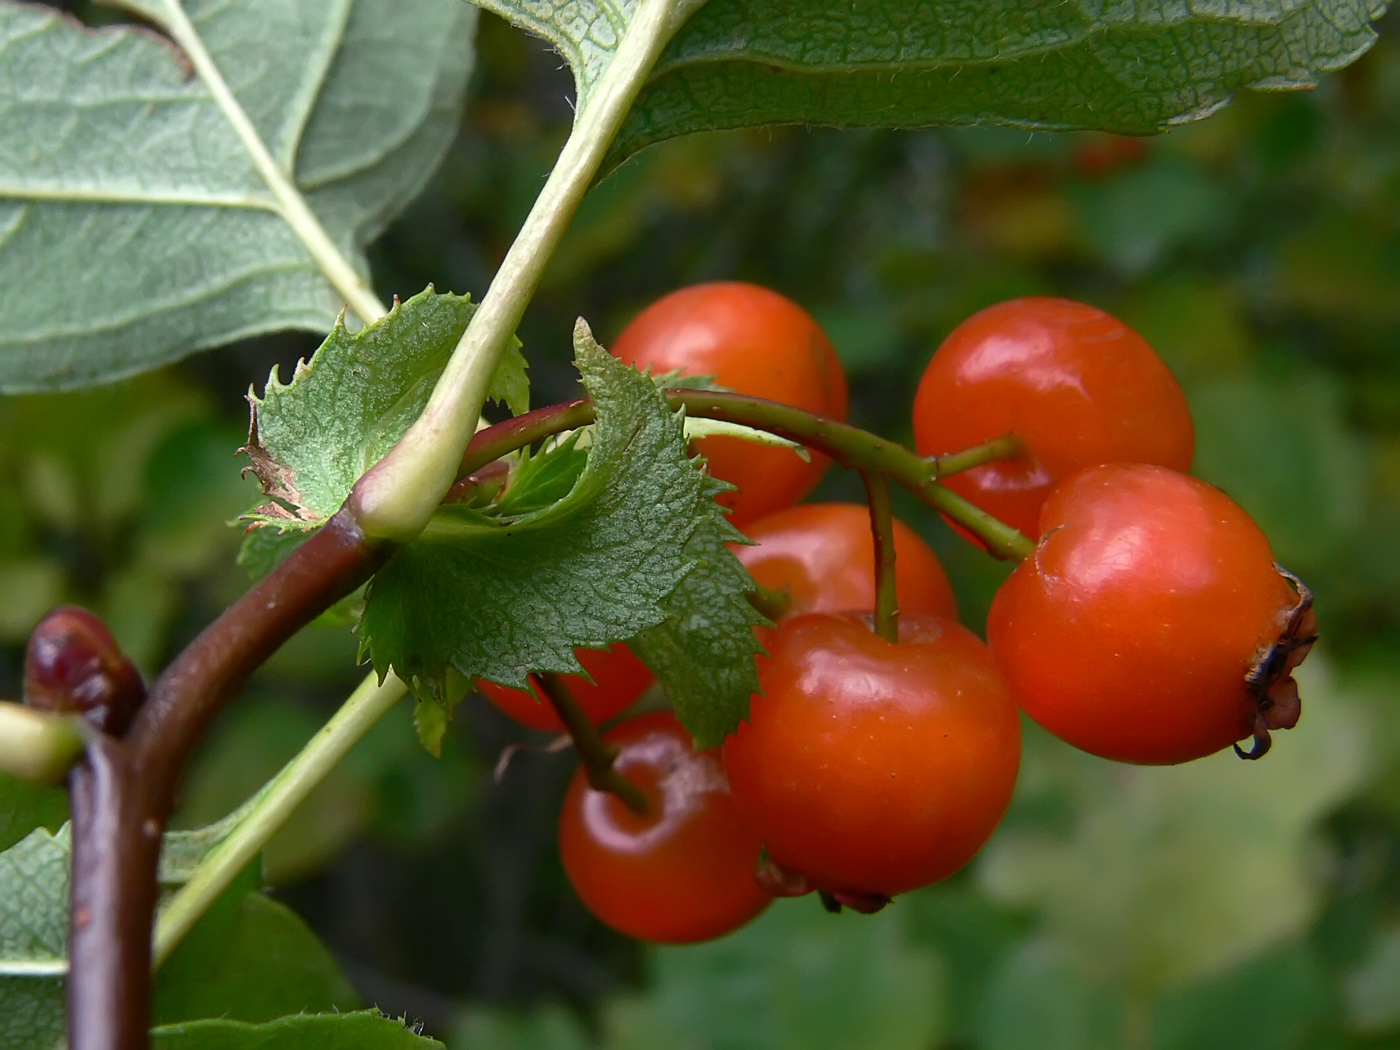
[3, 6, 1400, 1049]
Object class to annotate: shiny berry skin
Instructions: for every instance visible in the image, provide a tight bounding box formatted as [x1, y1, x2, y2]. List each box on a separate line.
[734, 502, 958, 620]
[24, 606, 144, 735]
[559, 712, 770, 943]
[723, 613, 1021, 897]
[611, 282, 849, 526]
[478, 645, 652, 732]
[912, 297, 1194, 539]
[988, 463, 1311, 765]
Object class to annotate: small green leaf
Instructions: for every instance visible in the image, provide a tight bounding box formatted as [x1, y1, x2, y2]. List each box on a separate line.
[360, 322, 706, 705]
[0, 0, 476, 390]
[150, 1011, 445, 1050]
[492, 438, 590, 519]
[629, 472, 765, 749]
[243, 289, 481, 528]
[239, 287, 528, 575]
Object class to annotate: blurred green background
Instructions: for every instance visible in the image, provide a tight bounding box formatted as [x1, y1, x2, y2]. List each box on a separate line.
[4, 7, 1400, 1049]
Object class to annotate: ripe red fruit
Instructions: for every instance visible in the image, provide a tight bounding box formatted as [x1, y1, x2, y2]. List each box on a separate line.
[734, 502, 957, 620]
[559, 712, 770, 943]
[912, 296, 1194, 539]
[988, 463, 1315, 764]
[723, 613, 1021, 898]
[610, 282, 849, 526]
[477, 645, 652, 732]
[24, 606, 144, 735]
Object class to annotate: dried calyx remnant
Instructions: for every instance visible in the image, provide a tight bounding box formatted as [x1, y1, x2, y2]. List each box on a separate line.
[1236, 566, 1317, 761]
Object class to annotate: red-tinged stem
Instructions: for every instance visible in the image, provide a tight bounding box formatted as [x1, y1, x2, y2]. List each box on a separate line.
[458, 391, 1036, 561]
[68, 509, 387, 1050]
[536, 672, 649, 815]
[861, 473, 899, 644]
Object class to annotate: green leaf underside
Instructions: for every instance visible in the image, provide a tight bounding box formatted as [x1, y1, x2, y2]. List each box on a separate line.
[629, 470, 764, 750]
[150, 1011, 444, 1050]
[361, 326, 710, 707]
[469, 0, 1383, 169]
[0, 0, 475, 391]
[239, 287, 528, 573]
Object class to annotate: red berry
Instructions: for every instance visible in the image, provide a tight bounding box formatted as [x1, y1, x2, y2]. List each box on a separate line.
[912, 297, 1194, 540]
[723, 613, 1021, 898]
[478, 645, 652, 732]
[559, 712, 770, 943]
[24, 606, 144, 735]
[987, 463, 1314, 764]
[734, 502, 957, 621]
[611, 282, 849, 526]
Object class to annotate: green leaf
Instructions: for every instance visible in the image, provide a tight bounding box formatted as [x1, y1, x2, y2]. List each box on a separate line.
[629, 471, 765, 749]
[604, 898, 945, 1050]
[240, 287, 527, 576]
[491, 438, 590, 519]
[0, 0, 476, 391]
[154, 892, 361, 1025]
[150, 1011, 445, 1050]
[0, 774, 68, 854]
[471, 0, 1384, 170]
[244, 289, 478, 528]
[360, 322, 707, 705]
[0, 826, 70, 1048]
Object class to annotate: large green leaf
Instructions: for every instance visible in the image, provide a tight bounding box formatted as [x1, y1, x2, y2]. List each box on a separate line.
[470, 0, 1384, 168]
[150, 1012, 445, 1050]
[0, 0, 475, 391]
[0, 826, 69, 1050]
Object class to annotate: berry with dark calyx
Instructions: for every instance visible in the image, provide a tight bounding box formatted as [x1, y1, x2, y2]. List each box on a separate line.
[24, 606, 144, 736]
[988, 463, 1312, 764]
[734, 502, 958, 621]
[611, 282, 849, 526]
[913, 296, 1194, 540]
[723, 612, 1021, 899]
[559, 711, 770, 943]
[478, 644, 652, 732]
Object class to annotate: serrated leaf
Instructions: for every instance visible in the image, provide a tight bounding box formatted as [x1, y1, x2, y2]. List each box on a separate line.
[244, 289, 478, 527]
[630, 473, 764, 749]
[0, 0, 475, 391]
[360, 321, 706, 707]
[0, 826, 69, 979]
[150, 1011, 445, 1050]
[470, 0, 1383, 170]
[491, 437, 590, 519]
[239, 286, 528, 576]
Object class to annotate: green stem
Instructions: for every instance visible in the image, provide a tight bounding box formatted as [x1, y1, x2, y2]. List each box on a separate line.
[457, 391, 1037, 561]
[349, 0, 701, 542]
[931, 433, 1024, 476]
[861, 473, 899, 643]
[151, 672, 406, 969]
[536, 673, 649, 815]
[0, 701, 87, 784]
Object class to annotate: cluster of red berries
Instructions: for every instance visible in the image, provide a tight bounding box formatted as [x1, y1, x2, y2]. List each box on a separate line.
[480, 283, 1317, 944]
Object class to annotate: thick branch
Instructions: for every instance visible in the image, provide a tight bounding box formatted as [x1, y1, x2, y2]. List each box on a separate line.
[68, 509, 387, 1050]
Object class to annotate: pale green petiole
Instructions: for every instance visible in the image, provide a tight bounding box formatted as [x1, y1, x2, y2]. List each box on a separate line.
[0, 701, 88, 784]
[152, 672, 407, 968]
[350, 0, 708, 542]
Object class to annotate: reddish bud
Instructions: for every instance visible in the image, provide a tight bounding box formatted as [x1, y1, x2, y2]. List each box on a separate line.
[24, 607, 144, 736]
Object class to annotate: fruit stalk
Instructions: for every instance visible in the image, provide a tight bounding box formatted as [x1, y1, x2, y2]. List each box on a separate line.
[861, 472, 900, 643]
[537, 673, 650, 814]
